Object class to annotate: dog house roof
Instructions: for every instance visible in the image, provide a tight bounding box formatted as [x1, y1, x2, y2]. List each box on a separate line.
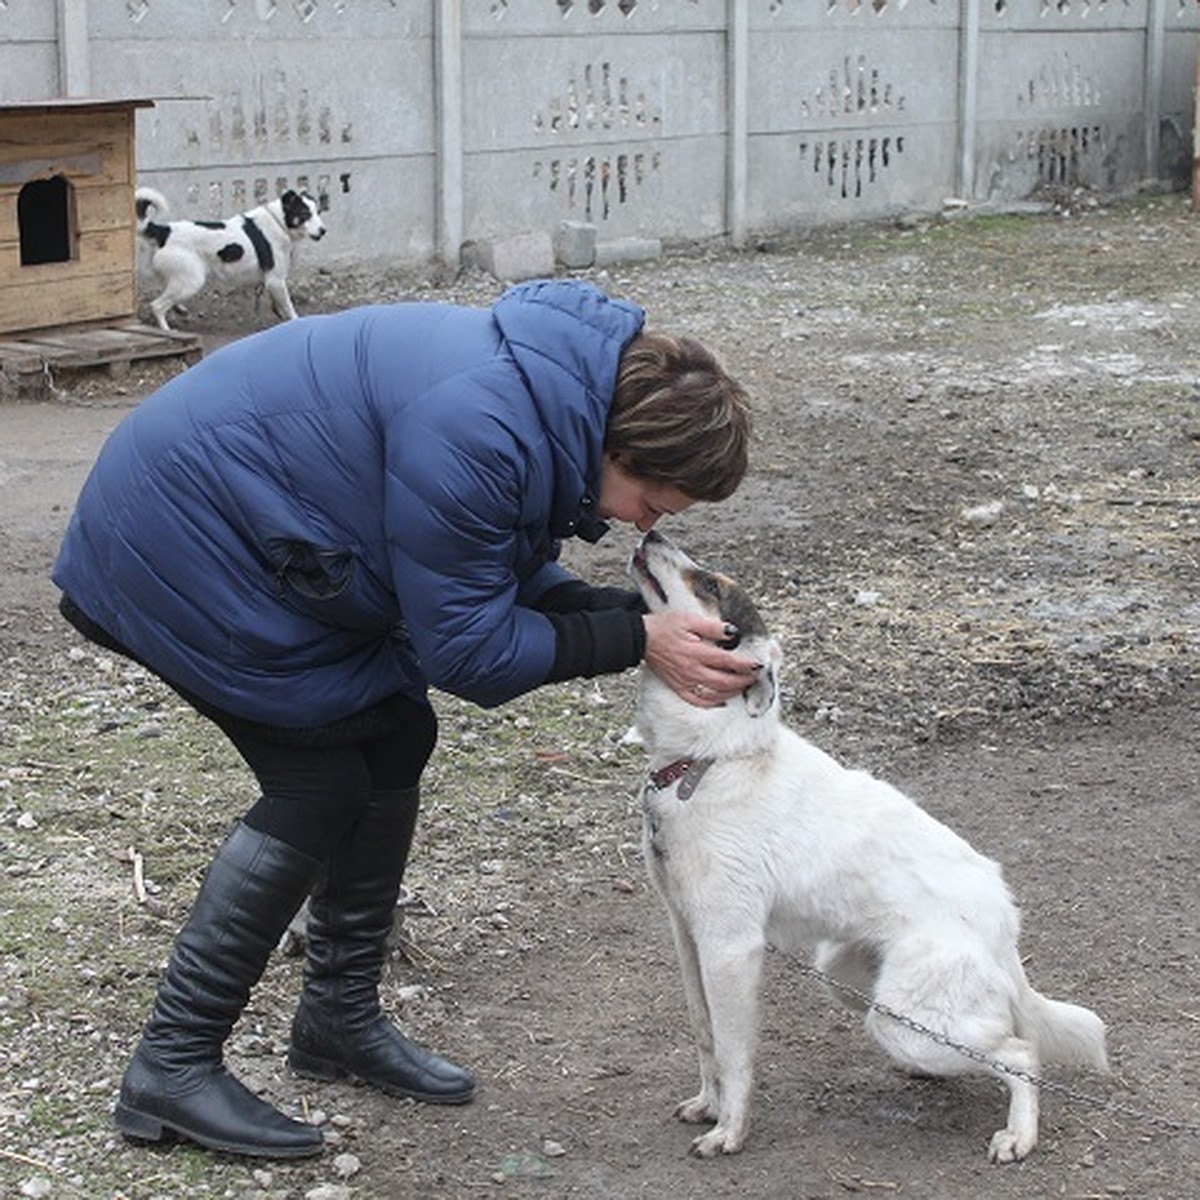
[0, 97, 157, 116]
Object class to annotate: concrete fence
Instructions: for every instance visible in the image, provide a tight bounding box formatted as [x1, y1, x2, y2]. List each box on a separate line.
[3, 0, 1198, 273]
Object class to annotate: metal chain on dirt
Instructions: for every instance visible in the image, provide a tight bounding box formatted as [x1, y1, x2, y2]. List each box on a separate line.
[41, 358, 65, 397]
[796, 961, 1200, 1138]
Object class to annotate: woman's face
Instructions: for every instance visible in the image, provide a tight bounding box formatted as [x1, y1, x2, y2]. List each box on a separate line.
[597, 454, 695, 533]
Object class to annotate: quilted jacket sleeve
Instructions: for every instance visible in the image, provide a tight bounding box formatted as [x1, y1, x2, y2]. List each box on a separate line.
[379, 368, 561, 707]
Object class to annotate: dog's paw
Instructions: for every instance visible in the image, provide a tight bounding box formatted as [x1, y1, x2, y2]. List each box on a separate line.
[987, 1127, 1036, 1164]
[675, 1094, 717, 1125]
[690, 1125, 744, 1158]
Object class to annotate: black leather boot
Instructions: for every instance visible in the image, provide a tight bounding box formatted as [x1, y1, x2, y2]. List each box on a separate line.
[114, 821, 325, 1158]
[288, 787, 476, 1104]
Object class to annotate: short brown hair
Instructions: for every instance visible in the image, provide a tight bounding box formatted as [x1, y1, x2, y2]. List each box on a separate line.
[606, 331, 751, 502]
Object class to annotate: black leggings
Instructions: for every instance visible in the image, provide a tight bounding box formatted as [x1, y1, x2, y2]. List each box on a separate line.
[221, 700, 437, 860]
[59, 595, 438, 860]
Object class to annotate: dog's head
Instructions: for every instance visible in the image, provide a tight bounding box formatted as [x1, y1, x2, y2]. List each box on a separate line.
[279, 189, 327, 242]
[630, 531, 782, 755]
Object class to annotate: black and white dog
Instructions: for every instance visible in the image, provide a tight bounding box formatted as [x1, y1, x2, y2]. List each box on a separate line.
[135, 186, 327, 331]
[630, 530, 1107, 1163]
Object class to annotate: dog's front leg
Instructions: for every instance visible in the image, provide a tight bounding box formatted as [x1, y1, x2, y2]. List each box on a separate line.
[664, 909, 720, 1126]
[689, 935, 765, 1158]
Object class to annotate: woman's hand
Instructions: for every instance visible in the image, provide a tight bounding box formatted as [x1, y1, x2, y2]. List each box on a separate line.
[642, 612, 760, 707]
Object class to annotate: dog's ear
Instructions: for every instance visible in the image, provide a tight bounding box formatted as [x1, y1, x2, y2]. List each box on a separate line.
[742, 638, 782, 719]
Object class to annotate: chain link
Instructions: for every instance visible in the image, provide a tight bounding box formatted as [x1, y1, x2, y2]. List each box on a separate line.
[40, 358, 70, 399]
[796, 961, 1200, 1137]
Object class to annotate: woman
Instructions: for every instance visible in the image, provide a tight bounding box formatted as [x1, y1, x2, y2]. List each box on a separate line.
[53, 278, 755, 1158]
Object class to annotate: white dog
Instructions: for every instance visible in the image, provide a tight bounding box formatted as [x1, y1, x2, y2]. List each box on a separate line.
[629, 530, 1107, 1163]
[135, 186, 326, 331]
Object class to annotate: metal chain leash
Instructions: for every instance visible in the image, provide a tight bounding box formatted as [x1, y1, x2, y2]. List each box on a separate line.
[41, 358, 65, 397]
[795, 961, 1200, 1138]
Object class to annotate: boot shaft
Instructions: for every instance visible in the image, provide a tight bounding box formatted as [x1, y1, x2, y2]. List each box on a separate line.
[301, 787, 420, 1023]
[287, 786, 476, 1106]
[143, 821, 323, 1064]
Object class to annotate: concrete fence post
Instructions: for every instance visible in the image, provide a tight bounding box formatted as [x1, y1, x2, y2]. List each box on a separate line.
[727, 0, 749, 249]
[435, 0, 464, 270]
[56, 0, 91, 98]
[957, 0, 980, 200]
[1144, 0, 1167, 184]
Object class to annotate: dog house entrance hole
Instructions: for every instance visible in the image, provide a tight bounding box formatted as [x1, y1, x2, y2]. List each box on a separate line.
[19, 175, 75, 266]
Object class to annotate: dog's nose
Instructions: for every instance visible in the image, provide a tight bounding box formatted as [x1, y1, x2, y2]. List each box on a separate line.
[641, 529, 664, 546]
[312, 229, 326, 240]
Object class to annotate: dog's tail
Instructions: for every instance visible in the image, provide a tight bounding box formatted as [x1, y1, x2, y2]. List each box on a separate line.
[135, 187, 170, 237]
[1016, 986, 1108, 1071]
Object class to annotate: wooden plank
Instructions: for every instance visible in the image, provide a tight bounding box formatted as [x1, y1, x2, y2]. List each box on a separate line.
[0, 138, 127, 186]
[0, 187, 136, 250]
[0, 322, 194, 364]
[0, 108, 133, 159]
[0, 316, 198, 403]
[0, 337, 107, 370]
[76, 182, 137, 233]
[0, 227, 134, 279]
[0, 149, 105, 187]
[108, 320, 204, 349]
[29, 327, 172, 358]
[0, 272, 133, 335]
[0, 176, 136, 212]
[0, 342, 46, 372]
[0, 99, 153, 119]
[75, 227, 132, 273]
[0, 110, 133, 186]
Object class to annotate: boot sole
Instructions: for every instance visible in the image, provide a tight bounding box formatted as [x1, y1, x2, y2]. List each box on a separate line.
[114, 1102, 325, 1159]
[288, 1049, 475, 1106]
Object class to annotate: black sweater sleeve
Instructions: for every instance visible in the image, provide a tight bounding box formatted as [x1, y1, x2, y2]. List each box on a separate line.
[535, 579, 647, 615]
[542, 608, 647, 683]
[533, 579, 648, 683]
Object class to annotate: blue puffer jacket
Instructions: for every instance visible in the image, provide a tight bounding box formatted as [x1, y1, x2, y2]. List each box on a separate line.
[52, 280, 645, 725]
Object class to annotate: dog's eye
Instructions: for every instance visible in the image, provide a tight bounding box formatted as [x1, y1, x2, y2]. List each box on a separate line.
[698, 575, 721, 598]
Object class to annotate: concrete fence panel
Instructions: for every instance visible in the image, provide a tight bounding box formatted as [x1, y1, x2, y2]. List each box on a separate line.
[1, 0, 1196, 272]
[746, 2, 961, 229]
[462, 23, 729, 241]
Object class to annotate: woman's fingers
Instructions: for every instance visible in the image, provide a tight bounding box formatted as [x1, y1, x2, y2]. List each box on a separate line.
[642, 612, 760, 705]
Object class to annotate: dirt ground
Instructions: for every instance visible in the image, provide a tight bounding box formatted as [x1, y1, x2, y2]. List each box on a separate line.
[2, 189, 1198, 1200]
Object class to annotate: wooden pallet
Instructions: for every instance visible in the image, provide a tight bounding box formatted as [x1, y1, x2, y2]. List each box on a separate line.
[0, 321, 202, 402]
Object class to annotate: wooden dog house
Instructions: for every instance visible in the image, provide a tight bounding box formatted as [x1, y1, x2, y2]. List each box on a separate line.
[0, 97, 198, 397]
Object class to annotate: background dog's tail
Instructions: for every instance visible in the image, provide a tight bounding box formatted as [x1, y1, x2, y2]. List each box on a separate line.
[135, 186, 169, 235]
[1017, 987, 1109, 1071]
